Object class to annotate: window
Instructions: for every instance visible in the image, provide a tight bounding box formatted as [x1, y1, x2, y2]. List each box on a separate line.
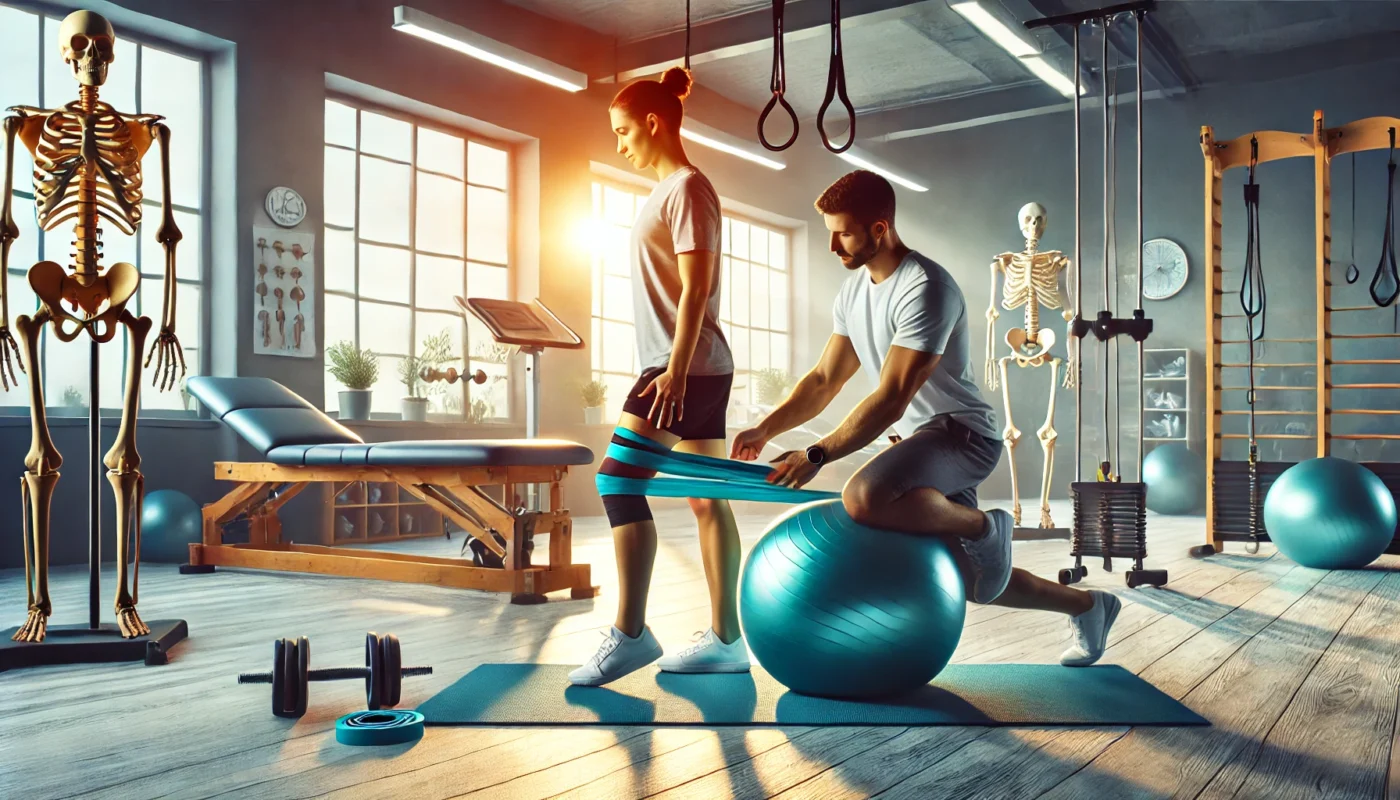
[589, 180, 791, 423]
[0, 5, 205, 413]
[323, 99, 512, 419]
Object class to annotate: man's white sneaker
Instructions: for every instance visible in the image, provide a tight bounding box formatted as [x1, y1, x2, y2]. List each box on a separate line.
[960, 509, 1014, 604]
[1060, 590, 1122, 667]
[657, 629, 752, 674]
[568, 625, 663, 686]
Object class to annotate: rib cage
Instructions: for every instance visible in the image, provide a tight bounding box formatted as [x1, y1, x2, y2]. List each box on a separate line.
[1001, 251, 1068, 337]
[32, 99, 144, 239]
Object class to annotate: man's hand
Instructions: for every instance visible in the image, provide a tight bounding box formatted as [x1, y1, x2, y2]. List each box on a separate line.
[731, 426, 771, 461]
[638, 368, 685, 429]
[767, 449, 821, 489]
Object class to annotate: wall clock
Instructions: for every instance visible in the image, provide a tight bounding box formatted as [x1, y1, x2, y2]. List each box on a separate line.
[1143, 237, 1188, 300]
[265, 186, 307, 228]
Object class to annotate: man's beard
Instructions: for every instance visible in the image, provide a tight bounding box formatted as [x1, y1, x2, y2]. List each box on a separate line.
[838, 237, 879, 270]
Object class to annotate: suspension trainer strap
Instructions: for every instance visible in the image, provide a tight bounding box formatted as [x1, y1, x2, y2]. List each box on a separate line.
[758, 0, 799, 151]
[1371, 127, 1400, 308]
[1346, 152, 1359, 284]
[684, 0, 691, 71]
[1240, 137, 1264, 546]
[816, 0, 855, 154]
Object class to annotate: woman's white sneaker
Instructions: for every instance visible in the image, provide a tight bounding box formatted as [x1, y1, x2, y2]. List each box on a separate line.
[568, 625, 664, 686]
[657, 629, 751, 673]
[1060, 590, 1122, 666]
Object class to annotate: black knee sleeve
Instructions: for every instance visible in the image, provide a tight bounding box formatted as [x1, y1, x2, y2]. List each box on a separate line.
[598, 434, 657, 527]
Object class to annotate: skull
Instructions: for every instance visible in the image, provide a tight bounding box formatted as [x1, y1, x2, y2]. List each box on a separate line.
[1018, 202, 1047, 241]
[59, 11, 116, 87]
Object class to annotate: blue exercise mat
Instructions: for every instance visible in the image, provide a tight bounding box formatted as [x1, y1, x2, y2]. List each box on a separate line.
[418, 663, 1207, 727]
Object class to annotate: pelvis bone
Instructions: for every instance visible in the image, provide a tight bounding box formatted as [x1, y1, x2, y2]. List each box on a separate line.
[29, 260, 138, 343]
[1006, 326, 1056, 365]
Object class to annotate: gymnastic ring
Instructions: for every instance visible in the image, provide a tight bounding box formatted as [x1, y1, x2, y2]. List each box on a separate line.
[759, 93, 799, 151]
[335, 709, 425, 746]
[816, 0, 855, 154]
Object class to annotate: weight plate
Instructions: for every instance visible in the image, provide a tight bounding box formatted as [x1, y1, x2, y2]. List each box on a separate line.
[335, 710, 424, 747]
[382, 634, 402, 708]
[284, 638, 302, 718]
[366, 632, 384, 710]
[272, 638, 288, 717]
[295, 636, 310, 717]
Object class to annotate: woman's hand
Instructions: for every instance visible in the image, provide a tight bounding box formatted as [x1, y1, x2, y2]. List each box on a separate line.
[731, 426, 771, 461]
[639, 368, 686, 429]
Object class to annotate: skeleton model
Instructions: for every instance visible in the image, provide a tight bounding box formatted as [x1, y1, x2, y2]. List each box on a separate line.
[984, 203, 1076, 529]
[1, 11, 186, 643]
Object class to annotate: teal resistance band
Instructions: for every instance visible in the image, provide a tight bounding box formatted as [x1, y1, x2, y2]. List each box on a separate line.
[596, 427, 839, 504]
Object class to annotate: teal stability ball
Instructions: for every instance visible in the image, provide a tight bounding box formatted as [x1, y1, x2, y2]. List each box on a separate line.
[1263, 457, 1397, 570]
[738, 499, 966, 699]
[141, 489, 204, 563]
[1143, 443, 1206, 515]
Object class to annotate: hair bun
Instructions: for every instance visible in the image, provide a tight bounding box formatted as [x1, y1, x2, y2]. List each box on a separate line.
[659, 66, 693, 100]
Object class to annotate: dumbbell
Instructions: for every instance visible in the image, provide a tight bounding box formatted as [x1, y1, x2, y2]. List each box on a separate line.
[238, 632, 432, 718]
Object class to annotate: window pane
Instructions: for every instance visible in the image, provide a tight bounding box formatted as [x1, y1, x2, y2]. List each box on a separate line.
[141, 350, 196, 411]
[591, 317, 601, 371]
[772, 333, 790, 372]
[42, 330, 89, 409]
[8, 195, 38, 269]
[601, 321, 634, 374]
[324, 227, 355, 293]
[371, 355, 403, 413]
[419, 127, 464, 179]
[359, 156, 410, 245]
[467, 186, 508, 264]
[771, 269, 789, 331]
[324, 147, 357, 228]
[721, 217, 731, 256]
[591, 264, 602, 317]
[0, 7, 38, 106]
[359, 110, 411, 162]
[106, 214, 138, 269]
[601, 373, 634, 422]
[604, 186, 634, 227]
[324, 294, 356, 356]
[467, 262, 508, 300]
[719, 257, 731, 323]
[750, 265, 770, 329]
[602, 275, 631, 322]
[729, 261, 749, 326]
[604, 225, 630, 277]
[360, 301, 410, 355]
[750, 226, 769, 266]
[471, 360, 509, 420]
[415, 171, 464, 257]
[98, 337, 125, 409]
[140, 46, 201, 208]
[730, 327, 749, 371]
[0, 273, 34, 407]
[730, 219, 749, 261]
[416, 255, 463, 311]
[468, 141, 508, 190]
[325, 100, 357, 148]
[140, 209, 201, 281]
[413, 311, 463, 364]
[137, 278, 200, 348]
[770, 231, 788, 271]
[359, 243, 410, 304]
[750, 330, 770, 371]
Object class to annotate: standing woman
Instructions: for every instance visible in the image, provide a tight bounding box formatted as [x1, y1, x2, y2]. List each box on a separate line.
[570, 67, 749, 686]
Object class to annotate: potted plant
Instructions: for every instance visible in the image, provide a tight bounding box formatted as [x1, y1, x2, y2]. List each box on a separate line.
[326, 340, 379, 420]
[580, 379, 607, 425]
[754, 367, 795, 406]
[398, 329, 454, 422]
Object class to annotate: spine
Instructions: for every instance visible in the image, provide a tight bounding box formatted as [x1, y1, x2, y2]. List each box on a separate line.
[71, 86, 101, 279]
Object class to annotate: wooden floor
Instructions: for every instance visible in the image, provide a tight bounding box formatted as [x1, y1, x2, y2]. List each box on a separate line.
[3, 500, 1399, 800]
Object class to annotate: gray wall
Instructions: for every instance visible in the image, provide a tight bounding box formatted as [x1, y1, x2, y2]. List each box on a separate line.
[805, 56, 1400, 503]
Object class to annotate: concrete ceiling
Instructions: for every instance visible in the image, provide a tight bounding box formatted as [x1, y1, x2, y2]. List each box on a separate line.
[496, 0, 1400, 139]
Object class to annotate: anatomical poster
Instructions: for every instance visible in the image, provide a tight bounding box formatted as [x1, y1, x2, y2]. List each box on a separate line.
[253, 226, 315, 358]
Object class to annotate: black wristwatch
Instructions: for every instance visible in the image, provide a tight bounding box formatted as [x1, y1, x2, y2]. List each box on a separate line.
[805, 444, 827, 465]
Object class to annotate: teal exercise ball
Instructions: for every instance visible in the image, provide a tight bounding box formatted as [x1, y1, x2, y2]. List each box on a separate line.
[1263, 457, 1396, 570]
[738, 498, 966, 699]
[141, 489, 203, 563]
[1143, 443, 1206, 515]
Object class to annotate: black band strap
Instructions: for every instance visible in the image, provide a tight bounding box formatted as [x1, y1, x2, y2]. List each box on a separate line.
[816, 0, 855, 154]
[758, 0, 799, 151]
[1370, 127, 1400, 307]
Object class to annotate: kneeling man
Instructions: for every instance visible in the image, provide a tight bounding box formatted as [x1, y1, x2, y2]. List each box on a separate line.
[733, 170, 1119, 666]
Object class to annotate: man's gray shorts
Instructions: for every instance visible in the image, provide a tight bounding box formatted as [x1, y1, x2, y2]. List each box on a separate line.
[853, 415, 1002, 509]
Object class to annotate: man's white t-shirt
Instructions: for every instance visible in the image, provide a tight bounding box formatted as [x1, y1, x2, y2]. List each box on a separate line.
[832, 250, 999, 440]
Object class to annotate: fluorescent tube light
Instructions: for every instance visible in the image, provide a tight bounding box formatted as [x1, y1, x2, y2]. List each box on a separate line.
[950, 1, 1081, 98]
[393, 6, 588, 92]
[836, 147, 928, 193]
[680, 118, 786, 171]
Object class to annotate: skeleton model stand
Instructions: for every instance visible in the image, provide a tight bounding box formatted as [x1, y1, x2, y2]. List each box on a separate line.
[985, 203, 1075, 533]
[1, 12, 186, 646]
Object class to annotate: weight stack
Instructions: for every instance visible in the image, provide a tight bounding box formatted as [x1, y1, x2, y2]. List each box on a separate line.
[1069, 481, 1148, 564]
[1211, 460, 1294, 547]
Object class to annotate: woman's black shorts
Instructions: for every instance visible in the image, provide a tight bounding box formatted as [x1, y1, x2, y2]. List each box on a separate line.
[621, 367, 733, 441]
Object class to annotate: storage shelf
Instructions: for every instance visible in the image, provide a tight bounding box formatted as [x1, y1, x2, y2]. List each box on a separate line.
[325, 480, 444, 544]
[1144, 348, 1193, 445]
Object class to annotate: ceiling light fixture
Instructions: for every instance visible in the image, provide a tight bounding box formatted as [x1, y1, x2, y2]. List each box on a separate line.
[392, 6, 588, 92]
[837, 146, 928, 193]
[950, 1, 1082, 98]
[680, 118, 786, 171]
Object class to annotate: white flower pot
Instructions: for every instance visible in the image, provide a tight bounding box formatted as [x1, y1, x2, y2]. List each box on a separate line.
[583, 405, 603, 425]
[402, 396, 429, 422]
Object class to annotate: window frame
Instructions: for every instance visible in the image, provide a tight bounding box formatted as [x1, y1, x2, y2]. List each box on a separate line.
[0, 3, 212, 418]
[322, 92, 516, 422]
[588, 176, 794, 423]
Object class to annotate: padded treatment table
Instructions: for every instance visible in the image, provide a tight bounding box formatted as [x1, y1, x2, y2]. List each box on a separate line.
[184, 376, 599, 603]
